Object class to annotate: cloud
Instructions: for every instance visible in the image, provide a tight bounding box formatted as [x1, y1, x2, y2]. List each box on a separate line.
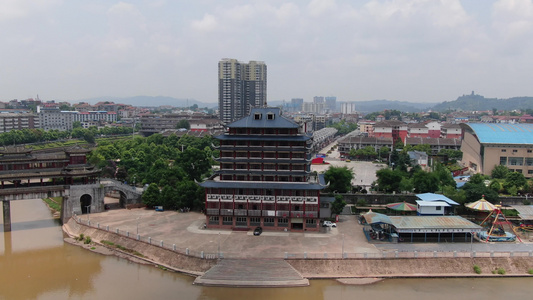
[492, 0, 533, 39]
[0, 0, 61, 22]
[191, 13, 218, 32]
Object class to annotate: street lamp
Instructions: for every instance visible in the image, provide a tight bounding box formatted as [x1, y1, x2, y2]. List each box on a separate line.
[217, 232, 221, 258]
[342, 233, 345, 259]
[85, 205, 91, 221]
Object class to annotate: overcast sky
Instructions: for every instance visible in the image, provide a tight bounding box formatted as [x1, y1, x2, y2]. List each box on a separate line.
[1, 0, 533, 104]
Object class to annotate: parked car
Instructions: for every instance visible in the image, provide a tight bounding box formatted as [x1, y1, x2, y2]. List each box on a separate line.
[253, 226, 263, 236]
[155, 206, 164, 212]
[322, 221, 337, 228]
[346, 159, 351, 162]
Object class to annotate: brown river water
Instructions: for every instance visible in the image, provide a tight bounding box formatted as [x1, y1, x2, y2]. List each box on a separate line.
[1, 199, 533, 300]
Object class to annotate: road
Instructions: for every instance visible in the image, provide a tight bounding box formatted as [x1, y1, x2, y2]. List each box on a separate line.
[311, 139, 385, 190]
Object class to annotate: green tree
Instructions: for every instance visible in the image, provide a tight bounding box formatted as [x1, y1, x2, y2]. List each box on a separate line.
[434, 163, 456, 190]
[330, 194, 347, 217]
[412, 170, 439, 193]
[176, 119, 191, 130]
[142, 183, 160, 208]
[491, 165, 509, 179]
[324, 166, 354, 193]
[72, 121, 82, 129]
[375, 168, 403, 193]
[399, 177, 414, 193]
[461, 181, 499, 204]
[505, 171, 527, 190]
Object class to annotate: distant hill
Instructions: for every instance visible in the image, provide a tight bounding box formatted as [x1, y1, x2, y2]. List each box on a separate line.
[350, 100, 431, 113]
[431, 93, 533, 112]
[77, 96, 218, 108]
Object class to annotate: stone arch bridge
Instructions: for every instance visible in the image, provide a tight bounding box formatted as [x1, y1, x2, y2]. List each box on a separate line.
[1, 179, 143, 231]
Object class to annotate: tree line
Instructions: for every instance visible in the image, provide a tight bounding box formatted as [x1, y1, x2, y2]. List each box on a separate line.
[88, 133, 218, 211]
[0, 125, 135, 146]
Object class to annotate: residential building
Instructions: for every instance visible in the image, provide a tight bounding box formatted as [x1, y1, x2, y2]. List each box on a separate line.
[291, 98, 303, 112]
[199, 107, 326, 232]
[441, 124, 462, 139]
[337, 136, 394, 158]
[218, 58, 267, 124]
[325, 96, 336, 112]
[0, 112, 38, 133]
[373, 120, 408, 142]
[341, 102, 356, 114]
[38, 107, 75, 131]
[404, 137, 461, 155]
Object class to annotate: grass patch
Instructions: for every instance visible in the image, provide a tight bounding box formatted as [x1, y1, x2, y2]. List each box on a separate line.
[100, 240, 145, 258]
[157, 265, 168, 271]
[473, 265, 482, 274]
[492, 268, 506, 275]
[528, 269, 533, 275]
[91, 247, 96, 250]
[101, 240, 115, 246]
[42, 197, 62, 212]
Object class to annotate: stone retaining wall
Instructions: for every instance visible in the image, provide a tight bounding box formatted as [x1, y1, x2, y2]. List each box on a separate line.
[64, 219, 533, 279]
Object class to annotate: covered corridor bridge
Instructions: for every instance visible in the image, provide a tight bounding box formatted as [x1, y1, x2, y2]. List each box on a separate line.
[363, 213, 483, 243]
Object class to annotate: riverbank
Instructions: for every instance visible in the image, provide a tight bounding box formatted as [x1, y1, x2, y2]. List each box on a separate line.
[63, 218, 533, 282]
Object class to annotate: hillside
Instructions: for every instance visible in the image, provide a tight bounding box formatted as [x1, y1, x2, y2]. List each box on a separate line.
[431, 93, 533, 112]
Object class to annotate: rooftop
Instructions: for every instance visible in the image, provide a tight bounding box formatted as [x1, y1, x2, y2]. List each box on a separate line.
[465, 123, 533, 144]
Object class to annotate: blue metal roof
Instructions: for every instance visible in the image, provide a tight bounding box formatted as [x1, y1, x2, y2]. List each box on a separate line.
[228, 107, 300, 129]
[416, 193, 459, 205]
[467, 123, 533, 144]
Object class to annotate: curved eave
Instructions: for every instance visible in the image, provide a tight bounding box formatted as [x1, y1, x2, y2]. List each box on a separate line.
[215, 135, 311, 142]
[198, 180, 326, 190]
[214, 170, 310, 176]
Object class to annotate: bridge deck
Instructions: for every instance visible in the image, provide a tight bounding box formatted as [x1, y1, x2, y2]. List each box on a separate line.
[193, 259, 309, 287]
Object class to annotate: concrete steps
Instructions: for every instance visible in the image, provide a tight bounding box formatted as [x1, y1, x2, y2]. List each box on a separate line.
[193, 259, 309, 287]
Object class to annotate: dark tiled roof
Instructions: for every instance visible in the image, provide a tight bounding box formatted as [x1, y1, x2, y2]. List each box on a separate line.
[374, 120, 407, 127]
[198, 180, 326, 190]
[228, 107, 299, 129]
[216, 135, 311, 142]
[338, 136, 393, 145]
[405, 137, 461, 146]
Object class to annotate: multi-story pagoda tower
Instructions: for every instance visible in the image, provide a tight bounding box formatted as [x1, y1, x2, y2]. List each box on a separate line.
[199, 107, 326, 232]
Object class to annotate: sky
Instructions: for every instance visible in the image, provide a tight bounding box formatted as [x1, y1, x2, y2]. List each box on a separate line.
[1, 0, 533, 104]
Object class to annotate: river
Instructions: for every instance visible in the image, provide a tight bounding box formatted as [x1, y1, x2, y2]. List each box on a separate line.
[1, 199, 533, 299]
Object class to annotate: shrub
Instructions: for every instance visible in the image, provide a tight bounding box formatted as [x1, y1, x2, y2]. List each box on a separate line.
[356, 199, 368, 207]
[84, 236, 92, 244]
[473, 265, 481, 274]
[101, 240, 115, 246]
[528, 269, 533, 275]
[497, 268, 506, 275]
[78, 234, 85, 241]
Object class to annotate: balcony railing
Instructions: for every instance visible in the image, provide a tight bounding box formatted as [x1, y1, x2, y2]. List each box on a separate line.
[206, 208, 219, 215]
[220, 209, 233, 216]
[290, 211, 304, 218]
[234, 209, 247, 216]
[276, 210, 290, 217]
[248, 210, 261, 217]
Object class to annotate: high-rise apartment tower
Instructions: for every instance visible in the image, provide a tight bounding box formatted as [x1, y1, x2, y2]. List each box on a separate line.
[218, 58, 267, 124]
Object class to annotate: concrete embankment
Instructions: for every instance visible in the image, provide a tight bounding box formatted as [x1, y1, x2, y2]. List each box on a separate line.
[63, 218, 216, 276]
[287, 257, 533, 279]
[64, 219, 533, 280]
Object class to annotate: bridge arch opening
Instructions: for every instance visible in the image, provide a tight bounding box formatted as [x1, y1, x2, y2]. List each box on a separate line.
[80, 194, 92, 214]
[105, 190, 127, 209]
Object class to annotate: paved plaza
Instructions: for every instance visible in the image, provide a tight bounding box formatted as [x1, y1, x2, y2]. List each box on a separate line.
[80, 209, 379, 259]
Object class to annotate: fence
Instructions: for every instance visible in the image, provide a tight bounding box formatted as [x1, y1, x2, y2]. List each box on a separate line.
[74, 217, 533, 261]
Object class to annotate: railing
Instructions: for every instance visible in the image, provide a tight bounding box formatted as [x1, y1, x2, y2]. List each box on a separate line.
[73, 216, 533, 261]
